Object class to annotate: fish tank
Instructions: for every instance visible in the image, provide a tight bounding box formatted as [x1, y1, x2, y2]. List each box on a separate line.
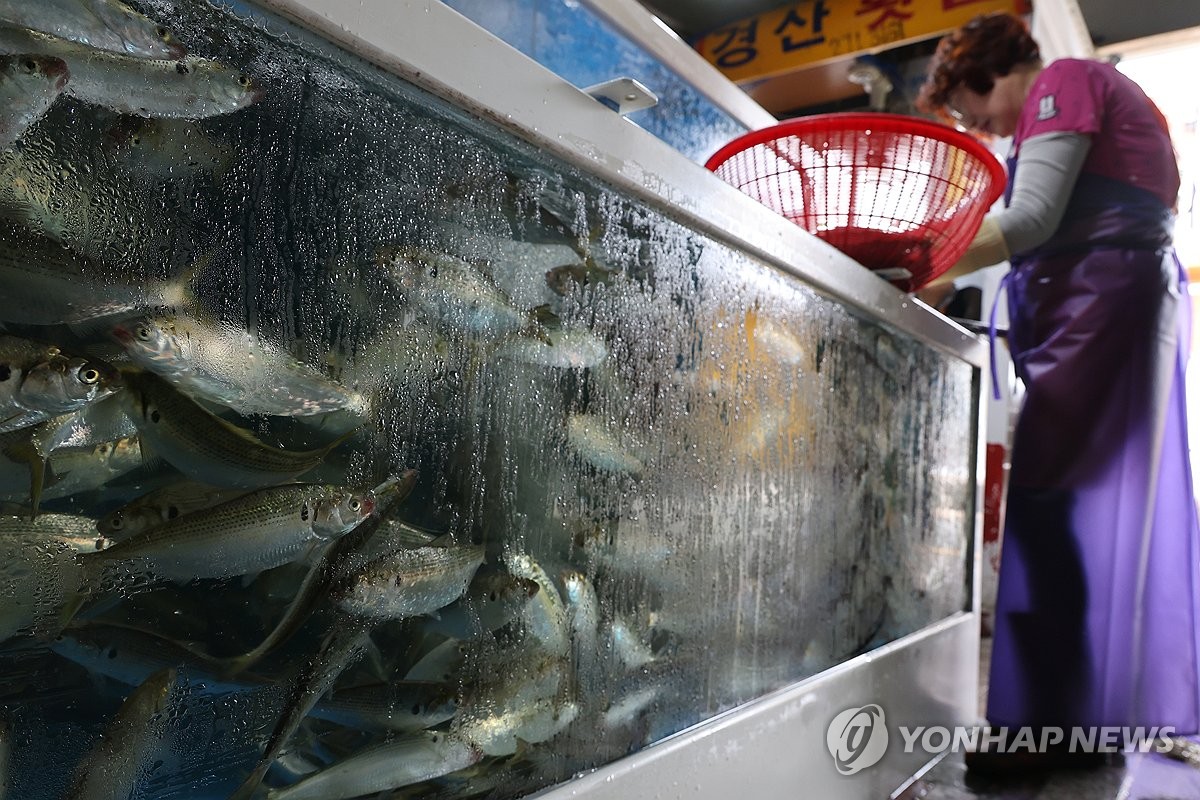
[0, 1, 983, 798]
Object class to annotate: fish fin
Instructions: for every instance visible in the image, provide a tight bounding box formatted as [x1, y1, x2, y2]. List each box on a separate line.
[135, 435, 165, 471]
[522, 306, 558, 345]
[313, 426, 362, 459]
[512, 737, 534, 761]
[158, 242, 226, 313]
[55, 590, 91, 635]
[475, 335, 508, 362]
[363, 636, 389, 682]
[29, 414, 72, 459]
[425, 533, 457, 548]
[531, 304, 559, 327]
[367, 470, 418, 514]
[2, 441, 47, 518]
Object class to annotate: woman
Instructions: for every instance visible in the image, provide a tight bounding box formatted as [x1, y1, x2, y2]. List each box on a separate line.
[919, 13, 1200, 746]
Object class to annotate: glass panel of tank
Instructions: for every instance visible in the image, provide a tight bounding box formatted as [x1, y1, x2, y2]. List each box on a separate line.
[0, 1, 976, 798]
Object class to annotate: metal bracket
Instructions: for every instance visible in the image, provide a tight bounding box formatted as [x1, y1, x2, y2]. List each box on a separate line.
[583, 77, 659, 116]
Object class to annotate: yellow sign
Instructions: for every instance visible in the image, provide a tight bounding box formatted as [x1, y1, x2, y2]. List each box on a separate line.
[695, 0, 1031, 84]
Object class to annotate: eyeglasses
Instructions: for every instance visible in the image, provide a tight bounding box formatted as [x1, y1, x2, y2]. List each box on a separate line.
[945, 98, 981, 132]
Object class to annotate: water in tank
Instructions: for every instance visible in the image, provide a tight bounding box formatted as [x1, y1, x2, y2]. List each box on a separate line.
[0, 1, 976, 798]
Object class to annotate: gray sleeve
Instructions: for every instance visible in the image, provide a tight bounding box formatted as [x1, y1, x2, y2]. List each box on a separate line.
[994, 131, 1092, 254]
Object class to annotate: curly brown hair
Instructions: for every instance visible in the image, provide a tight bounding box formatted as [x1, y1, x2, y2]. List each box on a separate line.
[917, 13, 1040, 114]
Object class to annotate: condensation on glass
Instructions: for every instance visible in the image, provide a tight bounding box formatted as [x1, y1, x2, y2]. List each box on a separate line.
[0, 1, 976, 798]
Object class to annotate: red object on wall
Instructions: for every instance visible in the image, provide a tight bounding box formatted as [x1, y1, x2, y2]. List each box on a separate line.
[983, 443, 1007, 543]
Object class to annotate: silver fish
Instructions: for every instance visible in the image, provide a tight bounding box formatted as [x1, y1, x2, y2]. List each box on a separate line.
[0, 533, 84, 642]
[50, 621, 250, 695]
[264, 731, 481, 800]
[0, 126, 175, 264]
[342, 321, 451, 391]
[332, 541, 485, 621]
[310, 680, 459, 733]
[423, 571, 540, 639]
[112, 312, 367, 418]
[217, 473, 419, 677]
[0, 0, 185, 59]
[105, 116, 235, 180]
[403, 638, 466, 683]
[216, 542, 335, 678]
[494, 325, 607, 369]
[64, 667, 177, 800]
[380, 246, 551, 340]
[28, 395, 137, 455]
[28, 435, 143, 504]
[229, 624, 373, 800]
[0, 54, 67, 150]
[455, 655, 578, 757]
[504, 551, 570, 658]
[0, 511, 113, 553]
[0, 223, 186, 324]
[0, 27, 260, 119]
[0, 335, 119, 434]
[97, 480, 245, 540]
[608, 612, 657, 671]
[330, 517, 442, 581]
[86, 483, 375, 581]
[5, 397, 138, 512]
[562, 569, 601, 697]
[0, 336, 51, 422]
[565, 412, 644, 475]
[122, 369, 354, 489]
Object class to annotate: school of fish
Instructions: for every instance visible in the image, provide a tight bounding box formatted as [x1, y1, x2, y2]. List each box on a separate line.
[0, 0, 979, 798]
[0, 2, 686, 799]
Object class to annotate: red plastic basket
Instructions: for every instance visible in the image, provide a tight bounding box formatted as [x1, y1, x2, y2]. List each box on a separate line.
[705, 113, 1006, 292]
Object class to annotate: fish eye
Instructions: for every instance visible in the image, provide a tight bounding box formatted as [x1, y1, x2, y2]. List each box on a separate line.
[348, 498, 361, 512]
[78, 366, 101, 385]
[237, 74, 252, 88]
[21, 58, 37, 73]
[300, 502, 310, 521]
[157, 26, 171, 40]
[109, 512, 124, 530]
[134, 325, 152, 341]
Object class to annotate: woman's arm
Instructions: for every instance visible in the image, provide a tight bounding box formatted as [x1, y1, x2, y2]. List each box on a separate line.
[928, 131, 1092, 285]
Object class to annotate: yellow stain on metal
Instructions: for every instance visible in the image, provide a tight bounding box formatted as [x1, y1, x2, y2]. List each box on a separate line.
[694, 0, 1032, 84]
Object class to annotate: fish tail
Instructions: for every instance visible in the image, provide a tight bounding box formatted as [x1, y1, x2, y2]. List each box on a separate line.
[524, 305, 559, 344]
[216, 651, 258, 681]
[159, 242, 227, 312]
[53, 589, 90, 636]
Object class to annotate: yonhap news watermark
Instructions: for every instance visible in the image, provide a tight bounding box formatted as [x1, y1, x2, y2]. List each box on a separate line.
[825, 704, 1177, 775]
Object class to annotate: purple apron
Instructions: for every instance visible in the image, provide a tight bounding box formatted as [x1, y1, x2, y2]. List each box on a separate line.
[987, 172, 1200, 732]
